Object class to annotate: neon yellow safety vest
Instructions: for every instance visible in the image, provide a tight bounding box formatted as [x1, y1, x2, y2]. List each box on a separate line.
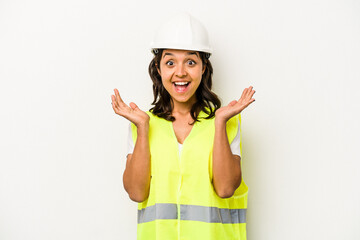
[130, 110, 248, 240]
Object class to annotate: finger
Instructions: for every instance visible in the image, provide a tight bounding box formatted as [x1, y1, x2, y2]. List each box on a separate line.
[114, 89, 127, 107]
[246, 99, 256, 108]
[250, 90, 256, 99]
[228, 100, 237, 107]
[239, 98, 256, 112]
[129, 102, 139, 110]
[111, 95, 120, 109]
[114, 89, 123, 104]
[246, 98, 256, 106]
[243, 87, 255, 102]
[111, 95, 116, 106]
[247, 86, 255, 98]
[111, 93, 131, 117]
[238, 88, 248, 102]
[111, 95, 122, 113]
[250, 89, 256, 101]
[245, 86, 253, 98]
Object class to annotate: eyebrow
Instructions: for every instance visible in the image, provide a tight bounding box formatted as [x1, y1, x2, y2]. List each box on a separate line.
[162, 51, 199, 59]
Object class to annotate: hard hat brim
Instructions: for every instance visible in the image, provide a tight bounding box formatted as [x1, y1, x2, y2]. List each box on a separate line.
[150, 44, 212, 56]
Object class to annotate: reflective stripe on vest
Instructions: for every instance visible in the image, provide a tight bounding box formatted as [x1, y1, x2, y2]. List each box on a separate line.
[138, 203, 246, 224]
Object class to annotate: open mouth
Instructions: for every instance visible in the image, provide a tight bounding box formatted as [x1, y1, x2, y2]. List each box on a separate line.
[173, 82, 190, 93]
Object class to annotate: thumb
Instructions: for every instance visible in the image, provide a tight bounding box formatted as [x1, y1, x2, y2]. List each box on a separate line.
[228, 100, 237, 107]
[129, 102, 139, 110]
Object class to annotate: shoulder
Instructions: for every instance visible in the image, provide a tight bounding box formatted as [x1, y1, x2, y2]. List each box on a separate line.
[197, 107, 217, 120]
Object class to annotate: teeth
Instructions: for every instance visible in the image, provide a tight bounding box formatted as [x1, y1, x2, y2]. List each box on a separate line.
[174, 82, 189, 86]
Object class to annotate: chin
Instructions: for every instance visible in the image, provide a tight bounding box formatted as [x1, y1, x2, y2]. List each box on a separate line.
[173, 96, 195, 105]
[173, 99, 190, 104]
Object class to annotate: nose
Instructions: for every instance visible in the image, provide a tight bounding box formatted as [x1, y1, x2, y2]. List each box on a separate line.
[175, 63, 187, 77]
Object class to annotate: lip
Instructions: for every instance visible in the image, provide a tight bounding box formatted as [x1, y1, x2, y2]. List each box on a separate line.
[172, 81, 191, 93]
[172, 81, 190, 84]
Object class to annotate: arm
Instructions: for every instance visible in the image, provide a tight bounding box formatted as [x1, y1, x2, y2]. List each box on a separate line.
[212, 86, 255, 198]
[123, 123, 151, 202]
[111, 88, 151, 202]
[212, 119, 242, 198]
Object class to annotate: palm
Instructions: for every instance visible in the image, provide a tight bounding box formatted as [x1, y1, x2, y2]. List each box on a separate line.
[216, 86, 256, 122]
[111, 88, 149, 126]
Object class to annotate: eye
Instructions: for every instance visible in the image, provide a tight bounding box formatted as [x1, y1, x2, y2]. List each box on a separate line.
[187, 60, 196, 66]
[166, 60, 174, 66]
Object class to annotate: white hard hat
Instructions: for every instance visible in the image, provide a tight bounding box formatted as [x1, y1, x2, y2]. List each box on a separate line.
[150, 13, 212, 57]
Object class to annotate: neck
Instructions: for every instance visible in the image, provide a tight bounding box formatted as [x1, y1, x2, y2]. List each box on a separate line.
[171, 96, 196, 115]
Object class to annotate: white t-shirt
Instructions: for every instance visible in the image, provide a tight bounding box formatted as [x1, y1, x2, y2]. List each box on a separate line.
[127, 119, 241, 157]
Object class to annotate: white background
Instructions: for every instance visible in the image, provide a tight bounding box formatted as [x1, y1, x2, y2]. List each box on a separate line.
[1, 0, 359, 239]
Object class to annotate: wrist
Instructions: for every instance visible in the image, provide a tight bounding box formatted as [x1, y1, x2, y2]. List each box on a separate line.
[214, 118, 227, 130]
[136, 122, 149, 133]
[215, 116, 227, 126]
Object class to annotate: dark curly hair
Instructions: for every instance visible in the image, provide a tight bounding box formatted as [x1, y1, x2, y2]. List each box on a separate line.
[148, 49, 221, 124]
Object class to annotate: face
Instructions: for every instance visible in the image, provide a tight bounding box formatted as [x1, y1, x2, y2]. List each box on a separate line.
[157, 49, 205, 107]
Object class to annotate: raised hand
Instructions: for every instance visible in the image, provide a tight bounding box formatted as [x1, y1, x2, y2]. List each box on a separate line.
[215, 86, 256, 123]
[111, 88, 150, 127]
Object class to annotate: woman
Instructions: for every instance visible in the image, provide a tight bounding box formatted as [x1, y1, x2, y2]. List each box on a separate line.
[111, 13, 255, 240]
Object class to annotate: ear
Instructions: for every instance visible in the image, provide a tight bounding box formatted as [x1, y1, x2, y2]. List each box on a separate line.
[156, 63, 161, 75]
[202, 64, 206, 75]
